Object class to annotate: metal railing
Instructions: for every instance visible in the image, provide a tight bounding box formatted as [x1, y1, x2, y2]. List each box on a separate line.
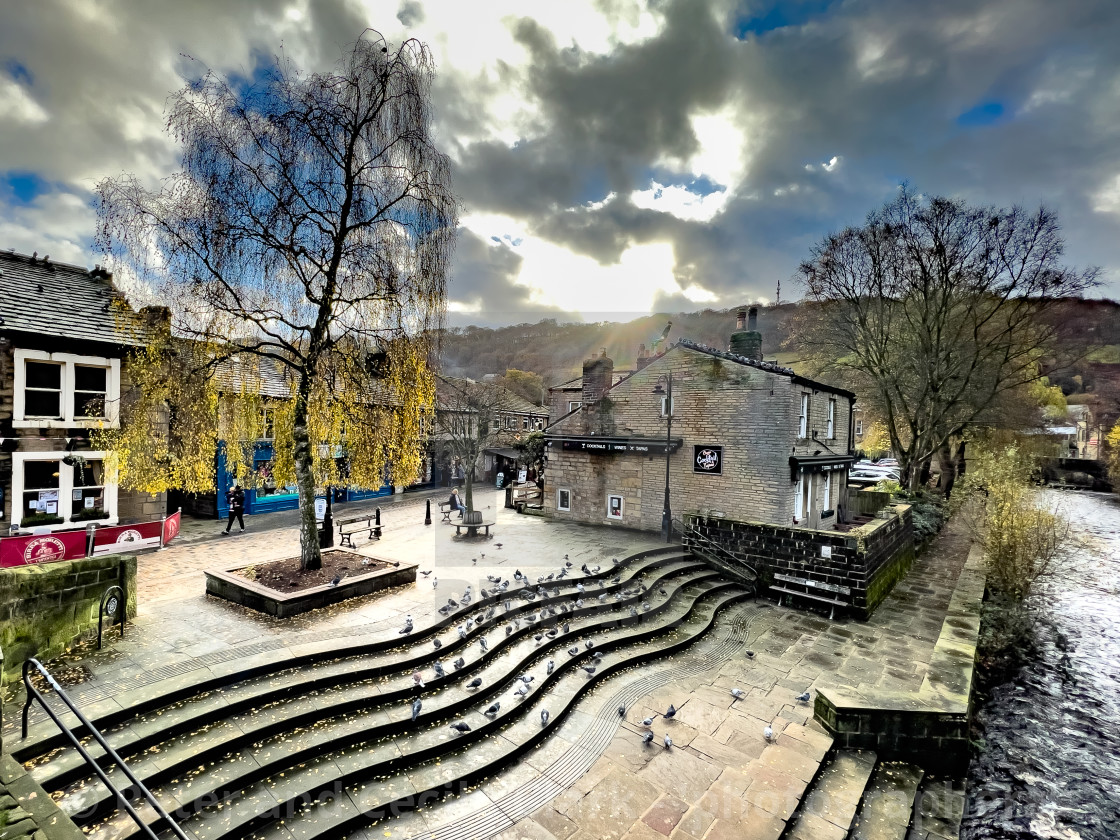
[98, 585, 125, 650]
[674, 516, 758, 589]
[21, 658, 189, 840]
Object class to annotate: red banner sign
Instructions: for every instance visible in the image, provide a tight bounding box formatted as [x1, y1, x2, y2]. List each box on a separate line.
[0, 511, 181, 568]
[0, 530, 88, 568]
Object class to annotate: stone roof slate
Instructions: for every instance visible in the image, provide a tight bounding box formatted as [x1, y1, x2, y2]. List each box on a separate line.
[0, 250, 146, 347]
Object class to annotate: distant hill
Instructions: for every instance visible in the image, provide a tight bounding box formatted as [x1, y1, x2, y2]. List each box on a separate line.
[437, 304, 802, 385]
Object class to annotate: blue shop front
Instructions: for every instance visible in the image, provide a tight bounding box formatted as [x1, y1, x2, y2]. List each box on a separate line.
[213, 440, 394, 519]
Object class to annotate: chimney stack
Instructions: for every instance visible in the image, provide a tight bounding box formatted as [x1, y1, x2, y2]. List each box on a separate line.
[636, 343, 651, 370]
[582, 348, 614, 405]
[729, 305, 763, 360]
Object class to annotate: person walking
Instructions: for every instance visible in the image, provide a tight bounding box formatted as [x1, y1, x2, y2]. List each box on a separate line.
[221, 483, 246, 535]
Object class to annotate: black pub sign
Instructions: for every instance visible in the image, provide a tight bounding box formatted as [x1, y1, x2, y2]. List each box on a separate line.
[693, 445, 723, 475]
[560, 439, 676, 455]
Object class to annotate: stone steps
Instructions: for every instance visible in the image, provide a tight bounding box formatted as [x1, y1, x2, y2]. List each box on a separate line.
[13, 545, 688, 762]
[849, 762, 925, 840]
[906, 775, 966, 840]
[781, 749, 878, 840]
[53, 565, 723, 829]
[82, 584, 750, 840]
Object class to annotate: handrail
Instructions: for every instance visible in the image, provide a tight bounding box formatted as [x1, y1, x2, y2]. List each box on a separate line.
[674, 516, 758, 588]
[98, 585, 125, 650]
[21, 658, 189, 840]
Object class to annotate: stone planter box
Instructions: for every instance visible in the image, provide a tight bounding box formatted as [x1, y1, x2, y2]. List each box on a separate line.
[204, 552, 416, 618]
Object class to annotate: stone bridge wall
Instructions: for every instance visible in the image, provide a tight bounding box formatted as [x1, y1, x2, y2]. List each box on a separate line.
[684, 505, 914, 619]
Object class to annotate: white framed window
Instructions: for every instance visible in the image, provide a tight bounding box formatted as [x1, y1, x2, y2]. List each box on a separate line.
[660, 395, 675, 417]
[794, 471, 812, 524]
[11, 451, 118, 531]
[557, 488, 571, 511]
[506, 416, 518, 430]
[568, 400, 582, 413]
[855, 419, 864, 436]
[827, 399, 836, 439]
[13, 349, 120, 429]
[823, 472, 832, 510]
[522, 416, 530, 430]
[798, 393, 809, 438]
[607, 493, 623, 520]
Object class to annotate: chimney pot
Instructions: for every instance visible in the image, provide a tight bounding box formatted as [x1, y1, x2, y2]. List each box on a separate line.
[747, 306, 758, 332]
[736, 308, 746, 330]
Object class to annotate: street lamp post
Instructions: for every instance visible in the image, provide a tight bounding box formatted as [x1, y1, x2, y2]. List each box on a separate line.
[653, 372, 673, 542]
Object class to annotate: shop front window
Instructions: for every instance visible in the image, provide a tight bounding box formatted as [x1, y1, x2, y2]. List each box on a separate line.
[23, 459, 62, 522]
[71, 459, 108, 520]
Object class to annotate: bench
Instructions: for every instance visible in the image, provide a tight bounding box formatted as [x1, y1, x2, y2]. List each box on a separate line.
[454, 510, 494, 538]
[439, 500, 464, 523]
[337, 512, 382, 547]
[769, 573, 850, 619]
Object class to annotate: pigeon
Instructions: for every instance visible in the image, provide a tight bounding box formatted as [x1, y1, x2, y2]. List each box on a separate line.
[432, 638, 442, 650]
[466, 677, 482, 689]
[465, 619, 474, 632]
[506, 625, 514, 637]
[730, 688, 746, 700]
[796, 691, 811, 704]
[412, 672, 424, 687]
[547, 628, 558, 638]
[575, 599, 584, 608]
[568, 646, 580, 656]
[329, 575, 342, 587]
[400, 616, 414, 634]
[585, 640, 594, 650]
[763, 725, 775, 742]
[484, 702, 500, 716]
[433, 578, 439, 589]
[664, 704, 677, 719]
[658, 588, 667, 596]
[581, 564, 590, 575]
[581, 665, 597, 675]
[663, 735, 673, 749]
[514, 685, 529, 699]
[642, 602, 651, 612]
[433, 662, 445, 678]
[438, 605, 451, 616]
[453, 657, 465, 670]
[590, 565, 600, 573]
[598, 593, 608, 602]
[514, 570, 523, 581]
[480, 587, 489, 598]
[745, 650, 755, 659]
[541, 709, 550, 726]
[576, 583, 585, 594]
[546, 659, 555, 675]
[592, 652, 603, 660]
[495, 543, 503, 549]
[411, 699, 422, 721]
[641, 716, 654, 726]
[420, 570, 432, 577]
[618, 705, 626, 718]
[457, 626, 467, 640]
[563, 623, 570, 633]
[642, 731, 654, 745]
[449, 721, 471, 733]
[612, 557, 619, 565]
[629, 607, 638, 617]
[612, 576, 621, 585]
[448, 598, 459, 608]
[520, 674, 535, 684]
[480, 637, 489, 653]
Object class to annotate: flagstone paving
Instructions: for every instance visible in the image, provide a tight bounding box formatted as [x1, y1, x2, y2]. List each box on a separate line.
[1, 490, 974, 840]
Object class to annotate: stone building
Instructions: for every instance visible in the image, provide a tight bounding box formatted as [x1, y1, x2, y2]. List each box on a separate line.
[0, 250, 166, 532]
[543, 307, 856, 533]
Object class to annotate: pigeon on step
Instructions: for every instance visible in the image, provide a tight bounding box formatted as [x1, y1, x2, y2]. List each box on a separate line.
[731, 688, 745, 700]
[642, 731, 654, 745]
[466, 677, 482, 689]
[484, 702, 500, 716]
[411, 699, 421, 721]
[541, 709, 550, 726]
[449, 721, 471, 734]
[664, 704, 677, 719]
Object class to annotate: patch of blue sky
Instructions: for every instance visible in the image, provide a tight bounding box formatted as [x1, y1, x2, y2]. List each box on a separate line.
[641, 168, 727, 197]
[5, 59, 32, 85]
[1, 171, 50, 204]
[956, 100, 1006, 127]
[731, 0, 839, 39]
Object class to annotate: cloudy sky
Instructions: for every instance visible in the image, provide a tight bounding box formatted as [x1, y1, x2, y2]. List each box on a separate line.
[2, 0, 1119, 326]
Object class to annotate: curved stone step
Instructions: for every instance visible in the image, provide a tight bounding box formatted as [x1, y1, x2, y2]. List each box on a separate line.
[161, 586, 752, 840]
[24, 551, 697, 789]
[53, 570, 732, 830]
[14, 545, 689, 762]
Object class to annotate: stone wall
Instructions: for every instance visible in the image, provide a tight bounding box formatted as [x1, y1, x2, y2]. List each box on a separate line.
[0, 755, 84, 840]
[0, 554, 137, 688]
[683, 504, 914, 619]
[544, 345, 854, 532]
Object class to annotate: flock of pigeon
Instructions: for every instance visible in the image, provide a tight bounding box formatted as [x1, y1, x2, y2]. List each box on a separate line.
[405, 553, 814, 750]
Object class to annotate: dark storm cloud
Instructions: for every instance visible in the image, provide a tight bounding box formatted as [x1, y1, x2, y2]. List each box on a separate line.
[450, 0, 1120, 305]
[397, 1, 425, 27]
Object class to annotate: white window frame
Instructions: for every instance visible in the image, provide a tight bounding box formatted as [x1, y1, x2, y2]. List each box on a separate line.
[10, 450, 119, 531]
[13, 349, 120, 429]
[607, 493, 624, 520]
[855, 418, 863, 436]
[823, 472, 832, 511]
[557, 488, 571, 512]
[794, 472, 804, 522]
[827, 399, 836, 439]
[660, 395, 675, 418]
[798, 393, 809, 438]
[568, 400, 582, 413]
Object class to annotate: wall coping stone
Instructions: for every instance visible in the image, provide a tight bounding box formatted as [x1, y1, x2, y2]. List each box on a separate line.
[814, 543, 986, 768]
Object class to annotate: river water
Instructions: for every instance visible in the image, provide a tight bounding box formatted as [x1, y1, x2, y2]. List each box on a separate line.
[963, 490, 1120, 840]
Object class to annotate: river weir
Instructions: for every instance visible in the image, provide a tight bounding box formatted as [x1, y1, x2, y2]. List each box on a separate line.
[963, 490, 1120, 840]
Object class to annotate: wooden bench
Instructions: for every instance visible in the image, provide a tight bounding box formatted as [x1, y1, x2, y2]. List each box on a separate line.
[438, 500, 464, 523]
[454, 510, 494, 538]
[337, 512, 382, 547]
[770, 573, 849, 619]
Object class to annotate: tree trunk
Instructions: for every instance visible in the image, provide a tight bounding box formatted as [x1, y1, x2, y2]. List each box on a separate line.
[464, 462, 474, 513]
[955, 440, 967, 477]
[292, 381, 322, 571]
[918, 458, 931, 489]
[939, 440, 957, 499]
